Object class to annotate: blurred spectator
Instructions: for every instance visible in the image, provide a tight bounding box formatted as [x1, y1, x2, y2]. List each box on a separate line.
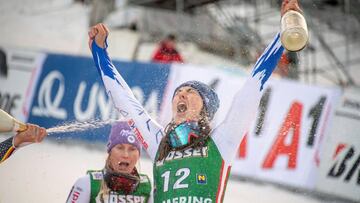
[0, 48, 7, 77]
[275, 51, 299, 79]
[151, 34, 184, 64]
[287, 51, 299, 79]
[129, 22, 138, 32]
[276, 52, 291, 76]
[74, 0, 91, 5]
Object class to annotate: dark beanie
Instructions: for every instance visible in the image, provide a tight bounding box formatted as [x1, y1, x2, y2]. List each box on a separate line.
[173, 80, 220, 121]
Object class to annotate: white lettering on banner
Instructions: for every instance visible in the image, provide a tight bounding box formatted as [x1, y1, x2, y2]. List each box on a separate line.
[31, 71, 160, 121]
[74, 82, 119, 121]
[74, 82, 99, 121]
[32, 70, 67, 119]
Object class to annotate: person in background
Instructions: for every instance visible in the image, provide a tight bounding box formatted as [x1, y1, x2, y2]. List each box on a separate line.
[0, 124, 47, 164]
[275, 51, 299, 79]
[151, 34, 184, 64]
[66, 121, 152, 203]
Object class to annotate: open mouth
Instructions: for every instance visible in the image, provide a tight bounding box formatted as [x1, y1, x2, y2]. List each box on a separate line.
[118, 162, 130, 170]
[177, 102, 187, 113]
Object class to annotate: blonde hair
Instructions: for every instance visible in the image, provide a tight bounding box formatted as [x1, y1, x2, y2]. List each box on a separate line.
[96, 157, 111, 202]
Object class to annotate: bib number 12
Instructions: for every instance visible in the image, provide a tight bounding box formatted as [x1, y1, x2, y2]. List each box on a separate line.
[161, 168, 190, 192]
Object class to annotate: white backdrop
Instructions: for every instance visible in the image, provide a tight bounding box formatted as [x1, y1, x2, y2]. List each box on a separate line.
[0, 49, 45, 122]
[316, 88, 360, 202]
[232, 79, 340, 189]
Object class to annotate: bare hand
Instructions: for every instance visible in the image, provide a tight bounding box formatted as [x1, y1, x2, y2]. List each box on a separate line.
[13, 124, 47, 147]
[88, 23, 109, 49]
[281, 0, 303, 16]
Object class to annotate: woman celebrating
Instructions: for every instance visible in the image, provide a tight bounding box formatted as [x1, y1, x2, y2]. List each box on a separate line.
[66, 121, 151, 203]
[88, 1, 302, 202]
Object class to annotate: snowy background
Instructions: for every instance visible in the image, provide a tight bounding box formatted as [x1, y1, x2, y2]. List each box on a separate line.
[0, 0, 357, 202]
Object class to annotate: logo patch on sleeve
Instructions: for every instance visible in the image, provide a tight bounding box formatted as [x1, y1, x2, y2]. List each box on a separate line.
[196, 174, 207, 185]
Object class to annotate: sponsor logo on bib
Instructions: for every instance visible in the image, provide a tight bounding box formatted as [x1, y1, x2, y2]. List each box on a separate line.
[156, 146, 208, 166]
[196, 174, 207, 185]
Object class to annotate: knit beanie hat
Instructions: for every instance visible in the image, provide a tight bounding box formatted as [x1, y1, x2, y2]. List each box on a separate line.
[173, 80, 220, 121]
[107, 121, 141, 153]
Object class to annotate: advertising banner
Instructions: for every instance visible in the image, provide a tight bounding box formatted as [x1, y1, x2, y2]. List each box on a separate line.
[0, 49, 45, 122]
[26, 53, 170, 142]
[4, 48, 352, 197]
[230, 79, 340, 189]
[315, 88, 360, 201]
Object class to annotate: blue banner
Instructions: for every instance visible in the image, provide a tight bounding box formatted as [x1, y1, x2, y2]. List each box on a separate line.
[27, 53, 170, 142]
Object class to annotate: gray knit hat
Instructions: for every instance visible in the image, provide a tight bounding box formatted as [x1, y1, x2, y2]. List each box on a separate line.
[173, 80, 220, 121]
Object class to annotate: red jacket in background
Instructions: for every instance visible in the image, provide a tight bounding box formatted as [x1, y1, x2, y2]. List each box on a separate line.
[151, 41, 184, 63]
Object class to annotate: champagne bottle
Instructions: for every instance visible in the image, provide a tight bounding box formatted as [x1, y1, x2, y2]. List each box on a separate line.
[281, 10, 308, 51]
[0, 109, 27, 132]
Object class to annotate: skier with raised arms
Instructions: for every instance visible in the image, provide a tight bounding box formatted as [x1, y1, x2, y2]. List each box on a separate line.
[88, 1, 303, 202]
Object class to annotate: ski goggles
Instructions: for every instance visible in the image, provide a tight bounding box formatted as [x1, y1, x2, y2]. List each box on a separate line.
[168, 121, 200, 148]
[104, 169, 140, 194]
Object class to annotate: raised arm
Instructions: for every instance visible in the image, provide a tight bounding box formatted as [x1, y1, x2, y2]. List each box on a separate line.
[88, 24, 164, 161]
[213, 0, 303, 164]
[213, 33, 284, 163]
